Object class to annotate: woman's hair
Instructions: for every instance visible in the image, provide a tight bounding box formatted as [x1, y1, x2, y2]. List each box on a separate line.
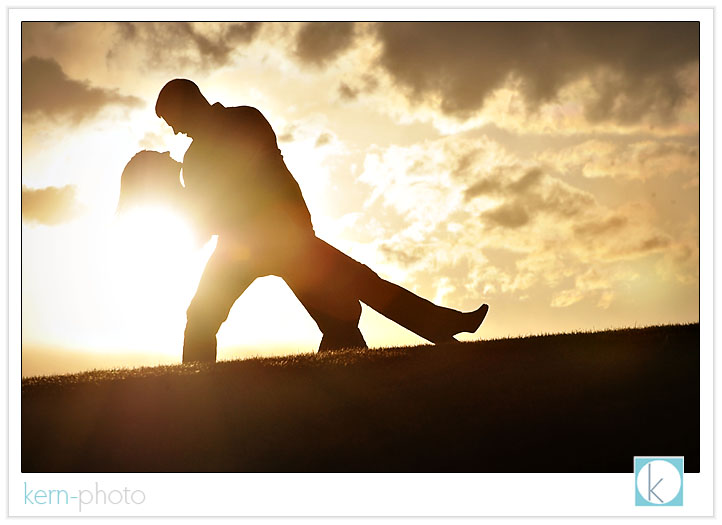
[116, 150, 183, 214]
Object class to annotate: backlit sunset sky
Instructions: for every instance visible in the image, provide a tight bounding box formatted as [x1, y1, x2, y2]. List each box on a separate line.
[20, 19, 700, 376]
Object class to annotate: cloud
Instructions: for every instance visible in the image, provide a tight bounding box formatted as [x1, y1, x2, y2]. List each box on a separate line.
[466, 166, 596, 230]
[277, 121, 339, 149]
[573, 214, 628, 237]
[354, 133, 692, 311]
[138, 131, 165, 149]
[539, 138, 699, 180]
[108, 22, 262, 70]
[277, 123, 297, 143]
[337, 74, 378, 102]
[550, 265, 642, 309]
[464, 178, 501, 199]
[22, 185, 84, 225]
[315, 132, 332, 147]
[22, 56, 143, 124]
[225, 22, 262, 45]
[378, 242, 426, 267]
[374, 22, 699, 124]
[550, 288, 585, 308]
[294, 22, 356, 66]
[483, 202, 530, 228]
[656, 241, 699, 284]
[537, 199, 672, 265]
[338, 82, 360, 101]
[509, 167, 543, 193]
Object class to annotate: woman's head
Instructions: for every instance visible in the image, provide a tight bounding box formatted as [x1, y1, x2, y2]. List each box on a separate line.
[116, 150, 184, 214]
[116, 150, 211, 248]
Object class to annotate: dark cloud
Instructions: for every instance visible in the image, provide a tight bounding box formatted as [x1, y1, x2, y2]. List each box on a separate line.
[22, 56, 143, 124]
[508, 167, 543, 193]
[225, 22, 262, 44]
[574, 214, 628, 237]
[483, 202, 530, 228]
[453, 151, 479, 179]
[115, 21, 137, 39]
[464, 178, 501, 199]
[338, 82, 359, 101]
[375, 22, 698, 123]
[638, 235, 670, 252]
[278, 124, 297, 143]
[604, 233, 672, 260]
[109, 22, 262, 70]
[468, 166, 596, 229]
[315, 132, 332, 147]
[465, 166, 541, 201]
[338, 74, 378, 101]
[541, 181, 595, 219]
[22, 185, 83, 225]
[362, 74, 379, 92]
[379, 242, 425, 267]
[295, 22, 355, 66]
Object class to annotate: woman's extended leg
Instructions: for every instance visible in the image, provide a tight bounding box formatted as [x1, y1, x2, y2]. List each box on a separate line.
[357, 274, 488, 343]
[293, 236, 488, 344]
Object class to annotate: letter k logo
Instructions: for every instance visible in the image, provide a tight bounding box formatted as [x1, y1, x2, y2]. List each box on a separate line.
[635, 457, 683, 506]
[648, 463, 664, 503]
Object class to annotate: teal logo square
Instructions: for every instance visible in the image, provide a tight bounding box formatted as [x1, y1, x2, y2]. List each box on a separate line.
[634, 456, 683, 506]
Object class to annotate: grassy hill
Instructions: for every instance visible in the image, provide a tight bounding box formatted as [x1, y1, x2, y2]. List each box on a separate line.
[22, 324, 700, 473]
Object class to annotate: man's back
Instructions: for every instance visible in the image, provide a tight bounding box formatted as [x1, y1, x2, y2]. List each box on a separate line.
[182, 103, 313, 236]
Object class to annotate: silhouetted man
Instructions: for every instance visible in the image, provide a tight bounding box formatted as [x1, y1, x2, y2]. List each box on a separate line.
[155, 79, 488, 363]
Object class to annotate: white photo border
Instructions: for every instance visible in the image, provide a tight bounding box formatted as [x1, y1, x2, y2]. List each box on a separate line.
[8, 5, 714, 518]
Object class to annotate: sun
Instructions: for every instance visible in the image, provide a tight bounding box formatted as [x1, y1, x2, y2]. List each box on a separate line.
[102, 204, 323, 360]
[113, 205, 198, 252]
[103, 205, 217, 355]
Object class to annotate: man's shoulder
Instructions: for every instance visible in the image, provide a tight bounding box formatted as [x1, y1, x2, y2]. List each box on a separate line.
[211, 103, 276, 142]
[214, 103, 267, 121]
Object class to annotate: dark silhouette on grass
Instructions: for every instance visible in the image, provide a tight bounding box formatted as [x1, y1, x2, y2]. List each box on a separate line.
[118, 147, 488, 362]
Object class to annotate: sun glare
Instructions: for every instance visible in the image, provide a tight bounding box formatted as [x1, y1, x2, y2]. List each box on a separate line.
[103, 206, 216, 355]
[113, 206, 197, 254]
[102, 206, 327, 361]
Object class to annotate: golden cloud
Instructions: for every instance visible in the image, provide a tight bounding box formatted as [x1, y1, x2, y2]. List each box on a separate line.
[22, 185, 84, 225]
[22, 56, 143, 125]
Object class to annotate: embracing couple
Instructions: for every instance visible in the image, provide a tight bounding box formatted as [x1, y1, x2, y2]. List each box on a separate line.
[118, 79, 489, 363]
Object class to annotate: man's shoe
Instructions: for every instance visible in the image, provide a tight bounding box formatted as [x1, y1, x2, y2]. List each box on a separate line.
[462, 303, 489, 334]
[431, 304, 488, 345]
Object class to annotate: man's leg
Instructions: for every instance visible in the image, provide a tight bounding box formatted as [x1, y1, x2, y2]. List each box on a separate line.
[270, 233, 367, 352]
[183, 242, 257, 363]
[286, 280, 368, 352]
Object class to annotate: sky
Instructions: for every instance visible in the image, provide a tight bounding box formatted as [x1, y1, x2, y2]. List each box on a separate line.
[20, 21, 700, 376]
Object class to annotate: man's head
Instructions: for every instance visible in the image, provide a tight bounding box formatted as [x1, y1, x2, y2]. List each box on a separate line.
[155, 79, 211, 137]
